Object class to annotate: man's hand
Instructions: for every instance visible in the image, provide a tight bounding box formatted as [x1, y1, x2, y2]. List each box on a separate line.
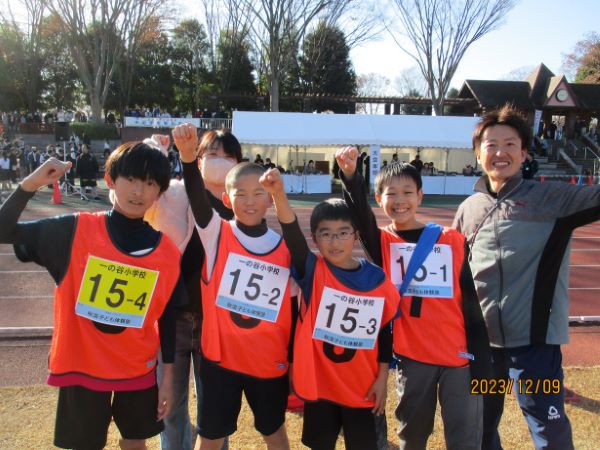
[172, 123, 199, 163]
[21, 157, 71, 192]
[335, 146, 359, 179]
[259, 168, 285, 196]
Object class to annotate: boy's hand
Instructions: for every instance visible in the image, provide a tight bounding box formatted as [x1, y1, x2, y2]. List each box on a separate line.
[366, 365, 389, 415]
[335, 146, 359, 179]
[149, 134, 171, 154]
[172, 123, 198, 163]
[259, 168, 285, 195]
[21, 157, 71, 192]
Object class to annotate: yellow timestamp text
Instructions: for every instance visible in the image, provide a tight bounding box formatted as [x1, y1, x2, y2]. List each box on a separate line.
[470, 378, 561, 395]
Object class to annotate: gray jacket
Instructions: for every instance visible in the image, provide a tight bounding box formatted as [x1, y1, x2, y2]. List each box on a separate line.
[453, 174, 600, 348]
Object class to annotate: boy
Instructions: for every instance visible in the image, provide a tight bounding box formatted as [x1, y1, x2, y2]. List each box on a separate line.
[337, 147, 491, 450]
[0, 143, 184, 450]
[260, 168, 400, 450]
[174, 123, 296, 450]
[143, 132, 240, 450]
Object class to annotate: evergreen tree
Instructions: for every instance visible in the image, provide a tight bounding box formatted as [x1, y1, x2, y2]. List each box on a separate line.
[299, 22, 356, 113]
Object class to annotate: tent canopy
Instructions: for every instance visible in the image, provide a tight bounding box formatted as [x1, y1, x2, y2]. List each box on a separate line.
[232, 111, 480, 149]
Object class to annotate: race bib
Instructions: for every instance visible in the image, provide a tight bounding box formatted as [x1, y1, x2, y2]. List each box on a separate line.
[75, 255, 159, 328]
[313, 287, 384, 350]
[389, 243, 453, 298]
[216, 253, 290, 322]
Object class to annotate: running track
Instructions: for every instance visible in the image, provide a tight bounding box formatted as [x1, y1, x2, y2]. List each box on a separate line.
[0, 190, 598, 387]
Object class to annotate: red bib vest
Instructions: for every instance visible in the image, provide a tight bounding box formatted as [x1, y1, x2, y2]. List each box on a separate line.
[49, 212, 181, 383]
[292, 256, 399, 407]
[201, 221, 293, 378]
[380, 225, 469, 367]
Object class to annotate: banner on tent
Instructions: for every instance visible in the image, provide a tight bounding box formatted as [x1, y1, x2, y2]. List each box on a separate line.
[370, 145, 381, 189]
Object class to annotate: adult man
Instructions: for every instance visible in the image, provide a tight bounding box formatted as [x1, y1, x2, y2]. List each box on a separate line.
[453, 105, 600, 450]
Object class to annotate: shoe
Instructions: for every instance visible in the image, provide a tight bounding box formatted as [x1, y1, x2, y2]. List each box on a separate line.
[93, 196, 101, 200]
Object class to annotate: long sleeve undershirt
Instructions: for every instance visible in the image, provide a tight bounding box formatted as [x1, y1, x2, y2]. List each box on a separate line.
[0, 186, 184, 363]
[181, 161, 298, 360]
[279, 217, 393, 363]
[341, 170, 492, 378]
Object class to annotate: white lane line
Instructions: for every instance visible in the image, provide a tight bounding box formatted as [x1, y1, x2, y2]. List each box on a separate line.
[0, 270, 47, 274]
[0, 295, 53, 299]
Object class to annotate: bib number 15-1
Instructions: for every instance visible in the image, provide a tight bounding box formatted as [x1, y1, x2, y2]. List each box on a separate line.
[389, 243, 454, 298]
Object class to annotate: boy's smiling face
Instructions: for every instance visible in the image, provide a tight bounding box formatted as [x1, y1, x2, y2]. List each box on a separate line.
[223, 173, 272, 226]
[106, 175, 162, 219]
[313, 219, 358, 269]
[375, 176, 423, 231]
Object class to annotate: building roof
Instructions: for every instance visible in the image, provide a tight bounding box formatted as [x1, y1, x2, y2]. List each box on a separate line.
[526, 63, 556, 105]
[570, 83, 600, 111]
[459, 62, 600, 112]
[459, 80, 532, 109]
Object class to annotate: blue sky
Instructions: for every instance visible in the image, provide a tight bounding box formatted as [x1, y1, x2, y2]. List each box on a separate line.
[351, 0, 599, 92]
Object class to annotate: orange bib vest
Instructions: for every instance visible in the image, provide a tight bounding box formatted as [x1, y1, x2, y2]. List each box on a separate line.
[201, 221, 293, 379]
[380, 225, 469, 367]
[292, 256, 399, 407]
[49, 212, 181, 382]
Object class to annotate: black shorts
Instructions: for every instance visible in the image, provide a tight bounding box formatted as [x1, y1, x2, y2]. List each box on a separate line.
[198, 358, 289, 439]
[54, 385, 163, 449]
[302, 401, 378, 450]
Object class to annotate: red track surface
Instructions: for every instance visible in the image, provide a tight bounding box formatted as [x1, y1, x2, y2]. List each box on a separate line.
[0, 191, 598, 387]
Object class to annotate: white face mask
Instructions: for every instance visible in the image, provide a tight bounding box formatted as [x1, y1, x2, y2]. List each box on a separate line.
[200, 157, 236, 185]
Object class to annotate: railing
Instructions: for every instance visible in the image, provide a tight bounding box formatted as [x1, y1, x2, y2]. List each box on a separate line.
[123, 117, 232, 130]
[16, 122, 55, 134]
[199, 118, 232, 130]
[559, 148, 582, 174]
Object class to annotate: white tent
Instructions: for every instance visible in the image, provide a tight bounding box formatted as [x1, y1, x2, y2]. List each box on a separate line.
[231, 111, 480, 194]
[232, 111, 479, 148]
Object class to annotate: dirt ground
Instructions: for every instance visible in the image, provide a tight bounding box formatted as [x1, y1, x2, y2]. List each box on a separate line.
[0, 367, 598, 449]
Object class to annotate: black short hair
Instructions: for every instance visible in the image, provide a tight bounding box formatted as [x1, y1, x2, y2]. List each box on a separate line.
[374, 162, 422, 195]
[225, 162, 266, 193]
[198, 129, 243, 162]
[105, 142, 171, 193]
[472, 104, 531, 153]
[310, 198, 357, 234]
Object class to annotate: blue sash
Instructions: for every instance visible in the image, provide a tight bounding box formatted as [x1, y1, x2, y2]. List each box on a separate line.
[398, 222, 443, 296]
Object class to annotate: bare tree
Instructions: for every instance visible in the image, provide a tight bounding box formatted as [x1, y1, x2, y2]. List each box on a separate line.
[43, 0, 166, 121]
[387, 0, 515, 115]
[321, 0, 383, 49]
[356, 73, 390, 114]
[394, 65, 428, 96]
[239, 0, 338, 112]
[500, 65, 535, 82]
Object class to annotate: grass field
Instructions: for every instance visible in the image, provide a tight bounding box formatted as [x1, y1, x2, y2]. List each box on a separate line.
[1, 367, 598, 449]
